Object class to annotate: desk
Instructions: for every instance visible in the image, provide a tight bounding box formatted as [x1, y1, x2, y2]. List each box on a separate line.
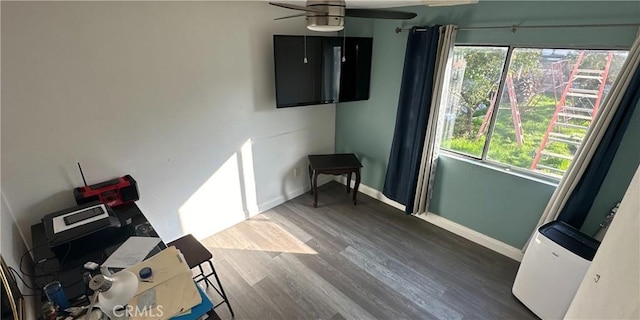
[30, 203, 220, 319]
[308, 153, 362, 207]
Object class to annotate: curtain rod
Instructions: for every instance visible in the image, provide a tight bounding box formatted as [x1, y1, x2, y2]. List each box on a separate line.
[395, 23, 640, 33]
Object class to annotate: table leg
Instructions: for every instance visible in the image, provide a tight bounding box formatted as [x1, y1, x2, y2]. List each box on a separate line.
[353, 168, 361, 205]
[308, 165, 313, 195]
[312, 171, 319, 208]
[346, 172, 352, 194]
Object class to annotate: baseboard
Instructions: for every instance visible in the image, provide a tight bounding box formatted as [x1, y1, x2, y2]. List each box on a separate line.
[334, 176, 405, 211]
[257, 187, 306, 213]
[334, 177, 523, 262]
[257, 176, 333, 213]
[416, 212, 524, 261]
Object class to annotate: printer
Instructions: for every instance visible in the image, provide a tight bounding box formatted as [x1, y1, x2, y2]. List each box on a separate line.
[42, 201, 126, 260]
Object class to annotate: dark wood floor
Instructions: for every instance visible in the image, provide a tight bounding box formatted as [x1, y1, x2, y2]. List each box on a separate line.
[201, 182, 537, 320]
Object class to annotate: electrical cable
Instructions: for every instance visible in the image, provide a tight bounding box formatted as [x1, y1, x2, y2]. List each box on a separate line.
[7, 266, 48, 298]
[19, 243, 42, 277]
[8, 266, 39, 291]
[19, 235, 61, 277]
[58, 242, 72, 270]
[303, 34, 308, 64]
[6, 270, 42, 297]
[342, 25, 346, 63]
[19, 235, 77, 296]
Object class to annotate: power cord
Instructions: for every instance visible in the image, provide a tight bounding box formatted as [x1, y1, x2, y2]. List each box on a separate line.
[7, 266, 45, 297]
[18, 236, 75, 295]
[10, 265, 84, 299]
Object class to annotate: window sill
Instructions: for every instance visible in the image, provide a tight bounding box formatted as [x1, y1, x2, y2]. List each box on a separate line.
[438, 151, 560, 188]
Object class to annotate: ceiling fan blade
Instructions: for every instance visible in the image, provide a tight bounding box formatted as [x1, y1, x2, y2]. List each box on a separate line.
[269, 2, 326, 14]
[425, 0, 479, 6]
[345, 8, 417, 20]
[274, 13, 308, 20]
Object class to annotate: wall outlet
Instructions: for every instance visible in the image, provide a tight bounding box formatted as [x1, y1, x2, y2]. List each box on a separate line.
[293, 167, 300, 177]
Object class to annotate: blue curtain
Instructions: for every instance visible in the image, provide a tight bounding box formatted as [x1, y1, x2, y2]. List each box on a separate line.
[558, 66, 640, 228]
[383, 26, 440, 214]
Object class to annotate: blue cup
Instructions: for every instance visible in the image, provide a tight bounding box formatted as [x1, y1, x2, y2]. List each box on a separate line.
[43, 281, 69, 310]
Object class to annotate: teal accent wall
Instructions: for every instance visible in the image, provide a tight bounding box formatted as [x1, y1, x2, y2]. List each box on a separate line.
[429, 155, 556, 247]
[336, 1, 640, 248]
[581, 103, 640, 236]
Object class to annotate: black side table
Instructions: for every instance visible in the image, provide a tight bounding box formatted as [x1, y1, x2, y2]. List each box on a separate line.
[308, 153, 363, 208]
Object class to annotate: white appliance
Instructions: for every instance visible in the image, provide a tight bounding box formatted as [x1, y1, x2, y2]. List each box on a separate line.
[513, 221, 600, 319]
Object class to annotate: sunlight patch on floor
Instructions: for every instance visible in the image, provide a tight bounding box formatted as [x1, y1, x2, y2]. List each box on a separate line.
[204, 217, 317, 255]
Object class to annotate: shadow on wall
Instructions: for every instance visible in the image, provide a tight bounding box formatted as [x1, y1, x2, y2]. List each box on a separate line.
[357, 153, 388, 191]
[281, 156, 309, 205]
[249, 21, 277, 113]
[247, 4, 322, 113]
[334, 148, 388, 191]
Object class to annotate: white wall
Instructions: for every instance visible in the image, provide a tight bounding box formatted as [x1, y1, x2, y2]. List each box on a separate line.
[1, 1, 335, 243]
[565, 164, 640, 319]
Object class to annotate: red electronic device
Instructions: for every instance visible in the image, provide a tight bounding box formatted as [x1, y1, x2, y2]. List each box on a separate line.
[73, 163, 139, 207]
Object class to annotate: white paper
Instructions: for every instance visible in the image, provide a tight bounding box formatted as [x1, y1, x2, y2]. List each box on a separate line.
[102, 237, 162, 269]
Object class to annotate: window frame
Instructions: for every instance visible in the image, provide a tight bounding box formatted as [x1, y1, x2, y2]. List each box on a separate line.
[439, 44, 629, 183]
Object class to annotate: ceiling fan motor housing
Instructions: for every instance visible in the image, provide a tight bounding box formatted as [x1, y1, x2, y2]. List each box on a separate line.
[306, 0, 345, 31]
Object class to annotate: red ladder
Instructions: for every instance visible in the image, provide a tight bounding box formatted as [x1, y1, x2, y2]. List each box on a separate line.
[477, 74, 524, 146]
[506, 76, 524, 146]
[530, 51, 614, 175]
[550, 60, 567, 103]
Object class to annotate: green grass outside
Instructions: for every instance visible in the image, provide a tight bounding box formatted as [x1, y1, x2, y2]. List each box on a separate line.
[442, 93, 588, 175]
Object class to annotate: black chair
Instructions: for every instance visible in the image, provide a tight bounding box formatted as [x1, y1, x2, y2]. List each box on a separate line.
[167, 234, 234, 317]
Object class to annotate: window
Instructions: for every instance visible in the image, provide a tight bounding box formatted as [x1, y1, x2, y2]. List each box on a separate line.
[440, 46, 628, 178]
